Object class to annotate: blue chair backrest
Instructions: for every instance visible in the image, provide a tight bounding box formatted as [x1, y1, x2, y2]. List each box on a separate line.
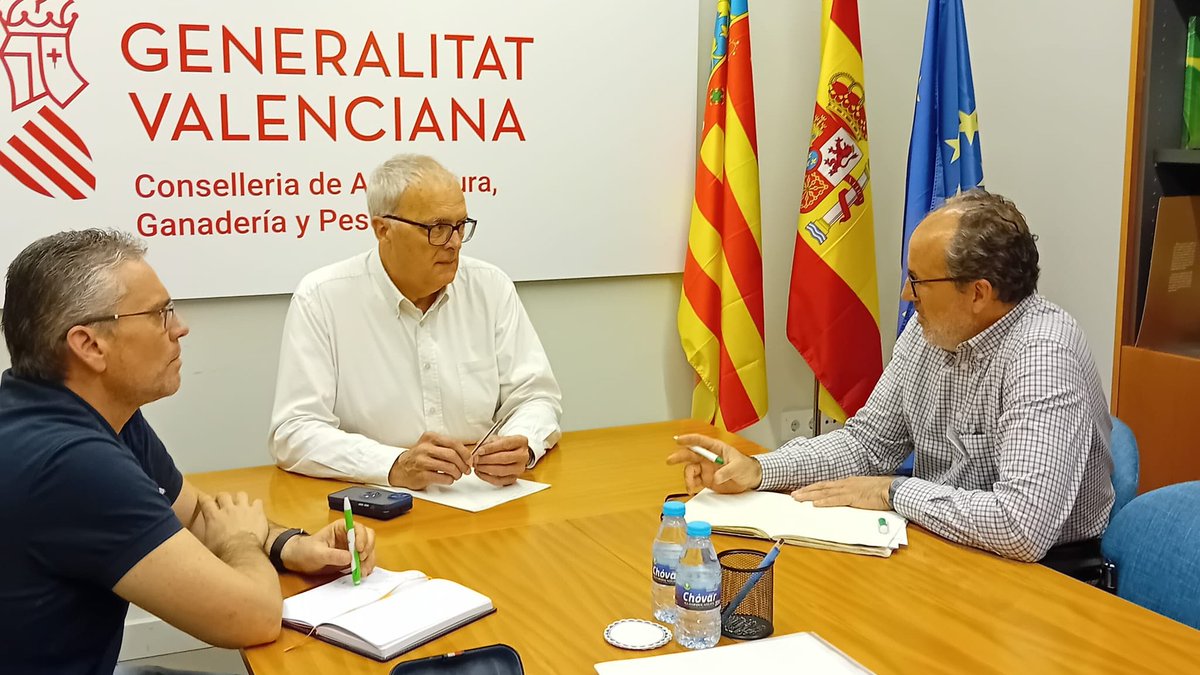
[1109, 416, 1139, 521]
[1101, 481, 1200, 630]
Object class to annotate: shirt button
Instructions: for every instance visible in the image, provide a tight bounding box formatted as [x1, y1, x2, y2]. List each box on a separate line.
[426, 407, 435, 415]
[423, 363, 431, 371]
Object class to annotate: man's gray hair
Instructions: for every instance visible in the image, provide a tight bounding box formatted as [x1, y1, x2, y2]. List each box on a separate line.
[365, 154, 459, 218]
[935, 189, 1040, 303]
[2, 229, 147, 381]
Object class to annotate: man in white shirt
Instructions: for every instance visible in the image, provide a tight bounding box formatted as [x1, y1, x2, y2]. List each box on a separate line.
[270, 154, 563, 489]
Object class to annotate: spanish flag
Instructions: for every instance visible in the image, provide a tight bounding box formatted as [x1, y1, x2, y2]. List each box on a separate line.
[786, 0, 882, 422]
[678, 0, 767, 433]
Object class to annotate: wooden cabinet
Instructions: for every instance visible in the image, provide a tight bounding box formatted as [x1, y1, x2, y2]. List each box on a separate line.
[1114, 0, 1200, 492]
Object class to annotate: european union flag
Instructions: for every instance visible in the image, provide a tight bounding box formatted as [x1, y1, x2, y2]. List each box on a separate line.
[897, 0, 983, 335]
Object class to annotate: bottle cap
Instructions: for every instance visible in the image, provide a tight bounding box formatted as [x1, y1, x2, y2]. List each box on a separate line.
[661, 501, 686, 518]
[686, 521, 712, 537]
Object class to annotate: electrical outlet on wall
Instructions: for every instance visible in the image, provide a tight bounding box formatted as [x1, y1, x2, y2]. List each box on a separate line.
[780, 408, 843, 441]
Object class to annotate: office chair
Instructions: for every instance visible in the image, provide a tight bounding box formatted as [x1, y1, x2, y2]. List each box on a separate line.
[1101, 481, 1200, 630]
[1108, 417, 1139, 522]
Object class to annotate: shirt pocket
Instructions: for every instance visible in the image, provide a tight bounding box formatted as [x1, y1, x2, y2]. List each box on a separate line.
[948, 425, 994, 461]
[958, 432, 994, 459]
[458, 357, 500, 425]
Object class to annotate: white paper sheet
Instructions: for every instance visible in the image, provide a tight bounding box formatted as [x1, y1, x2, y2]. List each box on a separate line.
[594, 632, 873, 674]
[281, 568, 425, 627]
[372, 473, 550, 513]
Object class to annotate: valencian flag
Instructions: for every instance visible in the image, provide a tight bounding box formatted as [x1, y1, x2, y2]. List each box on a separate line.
[897, 0, 984, 333]
[678, 0, 767, 433]
[786, 0, 881, 423]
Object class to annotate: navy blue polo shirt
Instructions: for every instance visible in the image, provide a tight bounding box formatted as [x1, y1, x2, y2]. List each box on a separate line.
[0, 370, 183, 674]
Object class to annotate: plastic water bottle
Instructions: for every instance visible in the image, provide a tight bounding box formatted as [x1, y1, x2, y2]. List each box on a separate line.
[651, 501, 688, 623]
[674, 521, 722, 649]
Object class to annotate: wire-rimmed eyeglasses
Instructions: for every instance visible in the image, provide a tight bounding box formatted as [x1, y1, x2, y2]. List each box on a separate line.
[78, 301, 177, 333]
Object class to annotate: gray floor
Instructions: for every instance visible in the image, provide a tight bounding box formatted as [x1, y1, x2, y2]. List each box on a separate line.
[119, 648, 248, 675]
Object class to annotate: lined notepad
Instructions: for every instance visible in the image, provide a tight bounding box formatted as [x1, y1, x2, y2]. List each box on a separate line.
[685, 489, 907, 557]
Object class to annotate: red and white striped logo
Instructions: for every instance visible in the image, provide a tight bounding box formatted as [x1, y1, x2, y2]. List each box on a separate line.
[0, 0, 93, 200]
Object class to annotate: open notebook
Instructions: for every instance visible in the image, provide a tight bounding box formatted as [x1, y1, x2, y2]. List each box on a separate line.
[685, 489, 908, 557]
[281, 568, 494, 661]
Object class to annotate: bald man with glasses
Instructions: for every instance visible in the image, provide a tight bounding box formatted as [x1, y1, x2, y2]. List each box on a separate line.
[270, 154, 562, 490]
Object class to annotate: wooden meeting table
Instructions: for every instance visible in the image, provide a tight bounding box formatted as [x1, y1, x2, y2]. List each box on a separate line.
[187, 420, 1200, 674]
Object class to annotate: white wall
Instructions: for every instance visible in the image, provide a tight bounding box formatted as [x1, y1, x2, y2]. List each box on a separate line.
[0, 0, 1131, 472]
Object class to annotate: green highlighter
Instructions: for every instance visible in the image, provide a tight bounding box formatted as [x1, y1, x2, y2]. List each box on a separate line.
[343, 497, 362, 585]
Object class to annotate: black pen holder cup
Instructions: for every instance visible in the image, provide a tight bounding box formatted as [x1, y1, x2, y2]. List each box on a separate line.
[718, 548, 775, 640]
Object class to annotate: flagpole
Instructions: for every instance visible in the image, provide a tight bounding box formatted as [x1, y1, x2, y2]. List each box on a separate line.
[811, 378, 822, 437]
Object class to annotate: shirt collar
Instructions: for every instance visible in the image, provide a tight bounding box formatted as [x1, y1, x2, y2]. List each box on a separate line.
[957, 294, 1040, 361]
[367, 249, 456, 316]
[1, 370, 121, 439]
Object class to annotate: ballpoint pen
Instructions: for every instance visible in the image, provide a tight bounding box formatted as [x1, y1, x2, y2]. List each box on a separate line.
[343, 497, 361, 585]
[469, 414, 508, 460]
[721, 539, 783, 623]
[687, 445, 725, 465]
[673, 436, 725, 465]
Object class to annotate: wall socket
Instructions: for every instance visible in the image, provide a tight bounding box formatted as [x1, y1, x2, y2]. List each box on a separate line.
[780, 408, 843, 440]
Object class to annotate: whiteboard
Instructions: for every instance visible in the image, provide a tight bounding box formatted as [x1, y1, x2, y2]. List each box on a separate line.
[0, 0, 699, 299]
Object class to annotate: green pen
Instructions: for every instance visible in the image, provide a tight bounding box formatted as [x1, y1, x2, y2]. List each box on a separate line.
[343, 497, 361, 585]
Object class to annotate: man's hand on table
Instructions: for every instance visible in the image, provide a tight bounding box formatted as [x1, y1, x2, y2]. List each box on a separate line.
[666, 433, 763, 495]
[471, 435, 532, 487]
[388, 432, 471, 489]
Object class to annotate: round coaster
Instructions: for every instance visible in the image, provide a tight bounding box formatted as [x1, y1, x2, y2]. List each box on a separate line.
[604, 619, 672, 650]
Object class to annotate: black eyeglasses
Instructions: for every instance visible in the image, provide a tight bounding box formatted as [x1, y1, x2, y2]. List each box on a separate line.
[381, 215, 477, 246]
[79, 301, 177, 332]
[907, 272, 969, 296]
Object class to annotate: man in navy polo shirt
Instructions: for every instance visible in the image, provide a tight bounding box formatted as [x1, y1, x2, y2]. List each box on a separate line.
[0, 230, 379, 674]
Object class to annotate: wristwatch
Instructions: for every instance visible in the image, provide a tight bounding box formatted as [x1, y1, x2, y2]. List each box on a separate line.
[888, 477, 909, 507]
[269, 528, 307, 572]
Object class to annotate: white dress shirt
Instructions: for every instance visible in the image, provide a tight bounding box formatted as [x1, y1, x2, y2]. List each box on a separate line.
[269, 250, 563, 485]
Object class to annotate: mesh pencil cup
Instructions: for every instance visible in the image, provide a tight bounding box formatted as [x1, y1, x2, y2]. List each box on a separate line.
[717, 548, 775, 640]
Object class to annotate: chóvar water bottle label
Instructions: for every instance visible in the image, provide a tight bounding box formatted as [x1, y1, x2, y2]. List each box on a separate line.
[652, 562, 676, 586]
[675, 582, 720, 611]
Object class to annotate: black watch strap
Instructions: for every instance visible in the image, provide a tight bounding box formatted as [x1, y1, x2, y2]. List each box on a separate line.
[269, 528, 306, 572]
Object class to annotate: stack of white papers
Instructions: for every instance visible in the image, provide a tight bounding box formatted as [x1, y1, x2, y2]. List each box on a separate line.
[684, 489, 907, 557]
[594, 632, 873, 674]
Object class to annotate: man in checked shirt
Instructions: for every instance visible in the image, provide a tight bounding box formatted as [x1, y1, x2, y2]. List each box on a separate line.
[670, 190, 1114, 565]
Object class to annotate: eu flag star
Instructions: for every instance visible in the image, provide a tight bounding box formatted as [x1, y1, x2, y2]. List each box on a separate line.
[944, 137, 961, 162]
[958, 109, 980, 145]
